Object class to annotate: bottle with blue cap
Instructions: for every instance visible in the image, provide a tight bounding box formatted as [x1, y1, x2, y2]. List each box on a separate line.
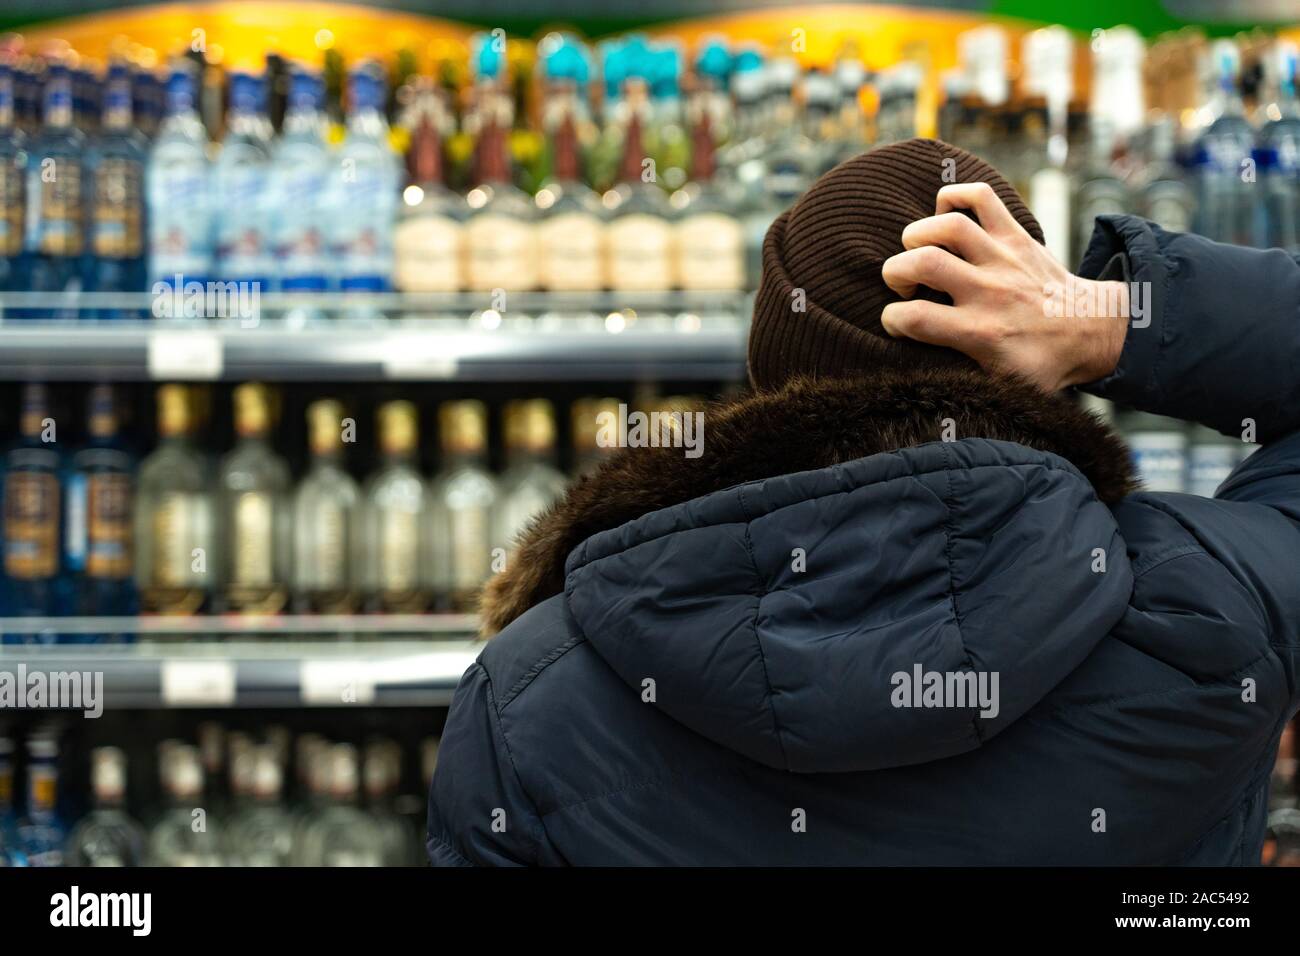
[536, 35, 605, 292]
[146, 57, 212, 310]
[1192, 40, 1256, 246]
[213, 69, 273, 296]
[86, 59, 147, 316]
[24, 60, 87, 313]
[271, 67, 331, 302]
[330, 61, 399, 296]
[0, 58, 28, 295]
[1256, 40, 1300, 253]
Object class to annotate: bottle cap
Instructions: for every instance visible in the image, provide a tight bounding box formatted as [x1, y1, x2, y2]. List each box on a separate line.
[439, 400, 488, 455]
[378, 400, 418, 455]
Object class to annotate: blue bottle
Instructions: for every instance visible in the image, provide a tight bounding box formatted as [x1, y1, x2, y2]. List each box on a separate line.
[86, 62, 147, 320]
[1256, 44, 1300, 253]
[0, 735, 27, 866]
[272, 68, 330, 306]
[65, 384, 137, 637]
[16, 735, 65, 867]
[1191, 41, 1256, 247]
[331, 62, 398, 296]
[213, 71, 272, 300]
[2, 383, 65, 639]
[0, 60, 28, 297]
[24, 62, 88, 318]
[147, 60, 211, 318]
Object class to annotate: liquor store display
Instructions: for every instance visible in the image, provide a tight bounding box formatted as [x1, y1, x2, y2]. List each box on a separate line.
[1, 5, 1300, 869]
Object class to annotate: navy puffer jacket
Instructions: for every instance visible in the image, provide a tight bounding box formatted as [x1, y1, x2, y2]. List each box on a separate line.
[428, 217, 1300, 865]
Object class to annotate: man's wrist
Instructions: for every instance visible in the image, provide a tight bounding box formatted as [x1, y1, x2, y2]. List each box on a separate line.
[1064, 279, 1129, 388]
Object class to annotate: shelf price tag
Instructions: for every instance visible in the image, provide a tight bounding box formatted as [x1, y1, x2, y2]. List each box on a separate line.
[147, 331, 223, 380]
[161, 660, 236, 706]
[382, 333, 459, 379]
[300, 660, 376, 705]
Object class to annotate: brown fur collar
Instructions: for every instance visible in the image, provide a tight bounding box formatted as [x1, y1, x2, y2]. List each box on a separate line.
[480, 369, 1136, 636]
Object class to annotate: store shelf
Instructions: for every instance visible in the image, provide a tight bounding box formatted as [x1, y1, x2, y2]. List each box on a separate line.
[0, 614, 481, 709]
[0, 291, 750, 381]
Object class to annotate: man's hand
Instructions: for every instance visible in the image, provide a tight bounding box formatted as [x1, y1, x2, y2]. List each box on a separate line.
[880, 182, 1129, 393]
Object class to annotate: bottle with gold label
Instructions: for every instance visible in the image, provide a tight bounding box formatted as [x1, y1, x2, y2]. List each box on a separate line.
[493, 399, 567, 558]
[464, 95, 539, 292]
[2, 383, 65, 626]
[429, 400, 497, 612]
[293, 399, 360, 614]
[65, 384, 136, 627]
[362, 400, 429, 613]
[216, 383, 291, 615]
[671, 106, 745, 291]
[394, 86, 465, 293]
[135, 384, 213, 617]
[535, 93, 606, 292]
[604, 79, 676, 293]
[87, 61, 147, 316]
[571, 396, 622, 476]
[0, 61, 28, 295]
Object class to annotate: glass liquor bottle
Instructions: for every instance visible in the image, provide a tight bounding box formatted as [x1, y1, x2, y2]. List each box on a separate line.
[86, 60, 147, 315]
[65, 384, 136, 624]
[672, 108, 744, 291]
[361, 401, 428, 613]
[1137, 116, 1196, 237]
[271, 68, 331, 303]
[66, 746, 146, 866]
[147, 60, 212, 306]
[429, 400, 497, 612]
[134, 384, 213, 616]
[217, 383, 291, 615]
[2, 383, 64, 624]
[0, 60, 28, 294]
[570, 397, 621, 477]
[24, 61, 86, 312]
[393, 85, 465, 293]
[363, 740, 416, 867]
[605, 79, 675, 293]
[1191, 41, 1256, 247]
[16, 735, 64, 867]
[464, 94, 539, 292]
[146, 743, 224, 865]
[292, 399, 360, 614]
[536, 96, 605, 292]
[0, 735, 24, 866]
[493, 399, 566, 554]
[293, 744, 384, 867]
[330, 62, 399, 294]
[223, 745, 294, 867]
[1256, 42, 1300, 253]
[212, 71, 272, 294]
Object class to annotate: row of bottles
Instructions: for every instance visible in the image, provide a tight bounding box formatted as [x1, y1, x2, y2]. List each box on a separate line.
[0, 382, 656, 630]
[0, 722, 437, 866]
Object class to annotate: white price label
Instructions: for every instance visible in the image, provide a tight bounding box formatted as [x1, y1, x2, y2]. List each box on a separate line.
[300, 660, 376, 705]
[382, 334, 459, 379]
[147, 332, 223, 380]
[161, 660, 236, 706]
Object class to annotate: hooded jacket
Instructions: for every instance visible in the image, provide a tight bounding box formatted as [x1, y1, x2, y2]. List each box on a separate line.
[427, 216, 1300, 865]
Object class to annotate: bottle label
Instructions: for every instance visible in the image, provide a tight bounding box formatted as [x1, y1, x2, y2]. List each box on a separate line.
[300, 501, 348, 589]
[215, 164, 270, 281]
[1189, 444, 1239, 498]
[151, 491, 206, 588]
[28, 764, 56, 814]
[231, 492, 274, 586]
[450, 506, 491, 590]
[537, 212, 604, 291]
[148, 165, 210, 280]
[4, 471, 59, 579]
[0, 160, 24, 256]
[92, 157, 144, 258]
[29, 159, 83, 256]
[332, 168, 394, 286]
[1130, 434, 1187, 494]
[607, 214, 673, 291]
[86, 472, 132, 579]
[675, 213, 744, 291]
[274, 161, 328, 288]
[394, 215, 462, 292]
[378, 507, 419, 591]
[465, 213, 537, 291]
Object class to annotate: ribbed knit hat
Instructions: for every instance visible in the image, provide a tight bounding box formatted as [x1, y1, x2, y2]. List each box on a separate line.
[747, 138, 1044, 389]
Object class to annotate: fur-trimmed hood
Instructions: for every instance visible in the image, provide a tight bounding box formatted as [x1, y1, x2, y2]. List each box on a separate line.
[481, 369, 1136, 637]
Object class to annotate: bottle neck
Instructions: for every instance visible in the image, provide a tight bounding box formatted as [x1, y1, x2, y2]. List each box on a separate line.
[552, 109, 581, 183]
[617, 113, 648, 185]
[476, 120, 511, 185]
[408, 113, 445, 186]
[689, 112, 716, 183]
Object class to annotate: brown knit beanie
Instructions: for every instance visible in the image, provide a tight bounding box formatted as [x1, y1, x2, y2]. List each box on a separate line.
[747, 138, 1045, 390]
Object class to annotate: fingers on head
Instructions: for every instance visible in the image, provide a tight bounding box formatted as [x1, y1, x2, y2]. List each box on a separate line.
[935, 182, 1019, 237]
[881, 245, 980, 300]
[901, 212, 996, 263]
